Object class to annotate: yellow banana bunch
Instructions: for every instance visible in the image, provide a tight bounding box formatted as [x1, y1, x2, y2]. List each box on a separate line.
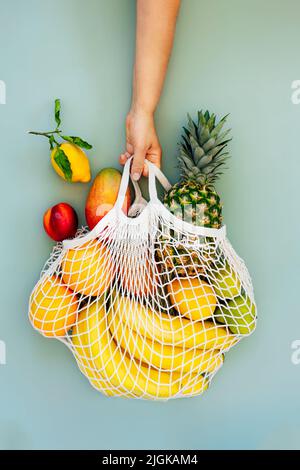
[112, 295, 237, 351]
[72, 307, 133, 398]
[109, 313, 224, 374]
[72, 299, 209, 399]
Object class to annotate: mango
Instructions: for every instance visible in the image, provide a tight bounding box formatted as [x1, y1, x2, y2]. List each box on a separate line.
[85, 168, 131, 230]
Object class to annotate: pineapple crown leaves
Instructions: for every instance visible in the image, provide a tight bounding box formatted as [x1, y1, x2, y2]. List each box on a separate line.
[28, 99, 93, 181]
[178, 110, 232, 186]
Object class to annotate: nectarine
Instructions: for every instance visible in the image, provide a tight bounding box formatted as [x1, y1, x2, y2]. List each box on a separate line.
[43, 202, 78, 242]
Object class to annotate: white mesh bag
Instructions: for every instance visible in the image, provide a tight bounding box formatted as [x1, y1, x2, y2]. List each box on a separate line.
[29, 157, 257, 400]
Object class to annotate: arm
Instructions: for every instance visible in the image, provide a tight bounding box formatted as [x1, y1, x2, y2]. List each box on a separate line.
[120, 0, 181, 180]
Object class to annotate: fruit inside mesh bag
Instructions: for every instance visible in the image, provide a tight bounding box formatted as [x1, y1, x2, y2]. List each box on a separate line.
[28, 112, 257, 400]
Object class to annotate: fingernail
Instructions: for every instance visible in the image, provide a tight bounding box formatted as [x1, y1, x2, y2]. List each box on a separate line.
[132, 172, 140, 181]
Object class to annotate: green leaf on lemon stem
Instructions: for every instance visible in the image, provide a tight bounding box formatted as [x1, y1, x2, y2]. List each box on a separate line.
[62, 135, 93, 150]
[49, 135, 55, 150]
[54, 99, 61, 128]
[54, 147, 72, 181]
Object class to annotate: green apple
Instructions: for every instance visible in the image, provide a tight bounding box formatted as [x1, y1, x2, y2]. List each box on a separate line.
[213, 264, 241, 299]
[214, 295, 257, 335]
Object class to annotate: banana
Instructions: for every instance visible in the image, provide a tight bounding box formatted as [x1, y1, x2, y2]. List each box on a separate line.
[109, 316, 223, 374]
[72, 299, 208, 399]
[78, 361, 129, 398]
[181, 374, 210, 396]
[111, 295, 237, 351]
[72, 317, 133, 397]
[88, 365, 135, 398]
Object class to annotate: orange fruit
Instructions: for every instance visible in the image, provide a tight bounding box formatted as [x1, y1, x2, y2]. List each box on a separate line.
[167, 277, 217, 321]
[29, 275, 78, 337]
[61, 240, 114, 297]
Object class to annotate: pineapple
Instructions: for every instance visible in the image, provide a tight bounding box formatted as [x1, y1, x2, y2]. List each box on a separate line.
[156, 110, 231, 276]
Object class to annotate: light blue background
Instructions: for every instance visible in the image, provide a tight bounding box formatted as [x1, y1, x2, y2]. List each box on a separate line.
[0, 0, 299, 450]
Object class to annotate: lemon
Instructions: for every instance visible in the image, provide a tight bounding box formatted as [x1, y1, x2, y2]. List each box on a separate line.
[51, 142, 91, 183]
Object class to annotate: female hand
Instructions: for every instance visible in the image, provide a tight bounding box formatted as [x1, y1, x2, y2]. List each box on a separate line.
[120, 0, 180, 180]
[119, 109, 162, 180]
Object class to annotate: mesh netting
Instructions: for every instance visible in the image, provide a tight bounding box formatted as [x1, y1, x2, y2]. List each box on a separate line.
[28, 159, 256, 400]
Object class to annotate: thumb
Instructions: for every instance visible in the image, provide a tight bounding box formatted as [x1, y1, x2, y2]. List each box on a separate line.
[131, 148, 145, 181]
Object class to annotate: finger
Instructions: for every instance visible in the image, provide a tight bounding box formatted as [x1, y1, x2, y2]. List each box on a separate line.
[119, 153, 127, 165]
[126, 141, 134, 154]
[142, 162, 148, 178]
[148, 145, 162, 167]
[142, 146, 162, 177]
[119, 151, 133, 165]
[131, 148, 146, 181]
